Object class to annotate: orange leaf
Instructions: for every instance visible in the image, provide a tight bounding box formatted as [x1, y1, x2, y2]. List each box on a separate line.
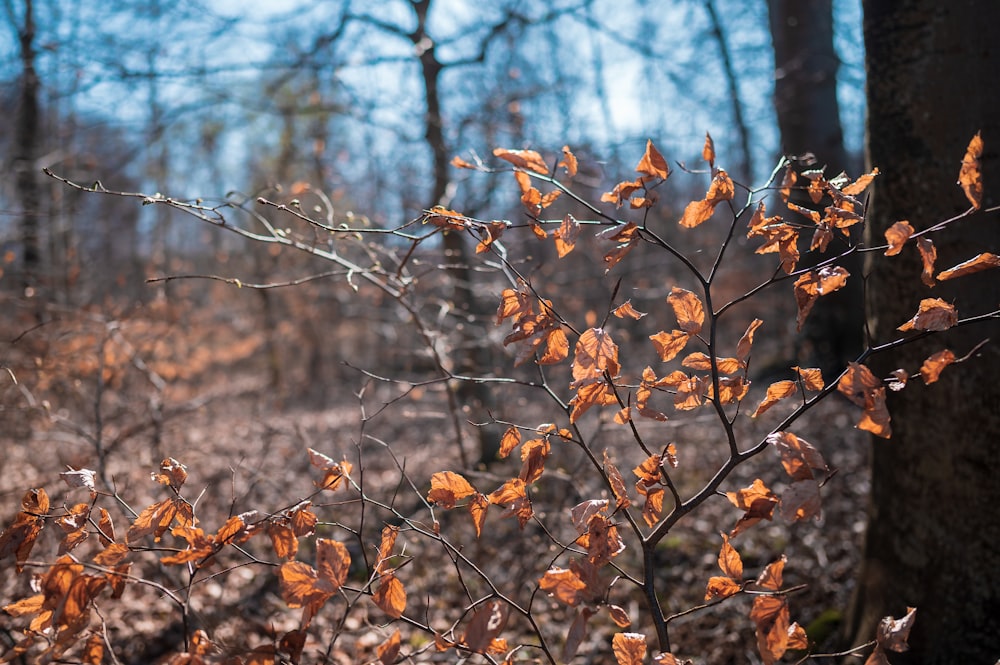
[779, 479, 822, 522]
[451, 155, 476, 170]
[519, 437, 551, 484]
[539, 567, 587, 606]
[499, 426, 521, 459]
[427, 471, 477, 508]
[376, 525, 399, 574]
[83, 633, 104, 665]
[736, 319, 764, 360]
[751, 380, 797, 418]
[468, 493, 489, 537]
[917, 237, 937, 287]
[650, 330, 690, 362]
[791, 366, 825, 391]
[613, 300, 647, 320]
[612, 632, 647, 665]
[793, 267, 850, 331]
[679, 170, 734, 228]
[717, 532, 743, 580]
[884, 221, 914, 256]
[608, 604, 632, 628]
[316, 538, 350, 591]
[268, 522, 298, 559]
[702, 132, 716, 165]
[604, 451, 631, 510]
[493, 147, 549, 174]
[897, 298, 958, 332]
[837, 362, 881, 407]
[376, 630, 401, 665]
[958, 131, 983, 209]
[726, 479, 778, 536]
[636, 139, 669, 179]
[560, 145, 578, 177]
[937, 252, 1000, 280]
[920, 349, 956, 384]
[705, 575, 742, 601]
[641, 487, 664, 527]
[768, 432, 827, 481]
[553, 214, 581, 258]
[374, 572, 407, 619]
[279, 560, 333, 612]
[667, 287, 704, 335]
[859, 387, 892, 438]
[488, 478, 533, 527]
[151, 458, 188, 490]
[756, 556, 786, 591]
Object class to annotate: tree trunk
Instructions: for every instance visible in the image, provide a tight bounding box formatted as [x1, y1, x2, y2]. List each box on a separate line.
[768, 0, 862, 377]
[410, 0, 500, 466]
[13, 0, 41, 296]
[845, 2, 1000, 661]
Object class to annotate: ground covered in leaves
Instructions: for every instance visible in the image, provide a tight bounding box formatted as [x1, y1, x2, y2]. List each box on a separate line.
[1, 288, 871, 665]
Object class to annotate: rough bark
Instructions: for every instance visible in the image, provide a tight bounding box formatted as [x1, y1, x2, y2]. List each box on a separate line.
[845, 2, 1000, 661]
[768, 0, 862, 376]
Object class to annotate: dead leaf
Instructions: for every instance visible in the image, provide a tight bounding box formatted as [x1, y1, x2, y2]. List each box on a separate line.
[958, 132, 983, 209]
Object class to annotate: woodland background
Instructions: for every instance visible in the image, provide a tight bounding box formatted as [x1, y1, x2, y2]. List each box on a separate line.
[2, 1, 998, 664]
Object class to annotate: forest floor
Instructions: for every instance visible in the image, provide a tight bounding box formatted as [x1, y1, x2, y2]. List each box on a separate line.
[1, 289, 872, 665]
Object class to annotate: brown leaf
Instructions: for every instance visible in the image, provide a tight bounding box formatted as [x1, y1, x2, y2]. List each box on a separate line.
[376, 630, 401, 665]
[151, 458, 188, 490]
[917, 237, 937, 286]
[768, 432, 827, 481]
[756, 556, 786, 591]
[488, 478, 533, 527]
[268, 522, 298, 560]
[897, 298, 958, 332]
[736, 319, 764, 360]
[461, 600, 508, 654]
[374, 572, 407, 619]
[560, 145, 578, 177]
[717, 532, 743, 580]
[573, 328, 621, 382]
[668, 287, 705, 335]
[603, 451, 631, 510]
[679, 170, 734, 228]
[859, 387, 892, 438]
[553, 214, 581, 258]
[649, 330, 690, 362]
[640, 486, 665, 527]
[958, 131, 983, 209]
[791, 366, 825, 391]
[636, 139, 669, 179]
[779, 479, 822, 522]
[613, 300, 647, 320]
[427, 471, 477, 508]
[499, 426, 521, 459]
[60, 468, 97, 493]
[608, 604, 632, 628]
[376, 525, 399, 575]
[539, 567, 587, 606]
[920, 349, 956, 384]
[83, 633, 104, 665]
[876, 606, 917, 653]
[751, 380, 797, 418]
[837, 362, 881, 407]
[612, 632, 647, 665]
[793, 267, 850, 331]
[705, 575, 742, 601]
[726, 479, 779, 536]
[468, 493, 489, 537]
[519, 437, 551, 484]
[316, 538, 350, 592]
[884, 221, 914, 256]
[937, 252, 1000, 280]
[702, 132, 716, 165]
[493, 147, 549, 174]
[451, 155, 476, 170]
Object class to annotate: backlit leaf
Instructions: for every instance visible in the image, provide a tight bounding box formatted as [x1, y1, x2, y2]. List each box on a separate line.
[636, 139, 669, 179]
[461, 600, 508, 654]
[841, 167, 879, 196]
[917, 237, 937, 286]
[920, 349, 956, 384]
[791, 366, 824, 391]
[560, 145, 578, 177]
[736, 319, 764, 360]
[612, 632, 647, 665]
[468, 493, 489, 537]
[897, 298, 958, 332]
[428, 472, 477, 509]
[859, 387, 891, 438]
[717, 533, 743, 580]
[553, 214, 581, 258]
[539, 567, 587, 606]
[609, 604, 632, 628]
[493, 147, 549, 174]
[702, 132, 715, 165]
[884, 221, 914, 256]
[958, 131, 983, 209]
[604, 451, 631, 509]
[151, 458, 187, 490]
[705, 576, 742, 601]
[374, 572, 406, 619]
[793, 266, 850, 331]
[779, 479, 822, 522]
[768, 432, 827, 481]
[937, 252, 1000, 280]
[613, 300, 646, 320]
[679, 170, 734, 228]
[755, 556, 786, 591]
[751, 381, 797, 418]
[376, 630, 401, 665]
[726, 479, 778, 536]
[650, 330, 690, 362]
[667, 287, 704, 334]
[837, 362, 880, 407]
[499, 426, 521, 459]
